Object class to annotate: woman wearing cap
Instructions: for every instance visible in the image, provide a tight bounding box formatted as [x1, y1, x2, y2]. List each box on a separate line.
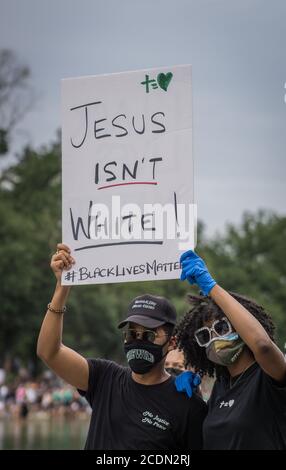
[175, 250, 286, 450]
[37, 243, 207, 450]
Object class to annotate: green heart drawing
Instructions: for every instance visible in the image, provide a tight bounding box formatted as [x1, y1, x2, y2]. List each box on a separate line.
[157, 72, 173, 91]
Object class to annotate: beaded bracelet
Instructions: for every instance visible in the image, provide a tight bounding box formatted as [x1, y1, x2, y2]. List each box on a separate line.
[47, 303, 66, 314]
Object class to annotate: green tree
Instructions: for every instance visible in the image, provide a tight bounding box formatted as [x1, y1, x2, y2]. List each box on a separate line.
[0, 140, 61, 366]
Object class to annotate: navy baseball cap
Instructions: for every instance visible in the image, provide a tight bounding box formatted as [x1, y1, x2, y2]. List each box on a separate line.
[118, 294, 177, 329]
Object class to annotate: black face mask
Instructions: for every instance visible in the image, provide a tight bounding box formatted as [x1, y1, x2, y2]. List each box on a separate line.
[165, 367, 184, 376]
[124, 339, 169, 374]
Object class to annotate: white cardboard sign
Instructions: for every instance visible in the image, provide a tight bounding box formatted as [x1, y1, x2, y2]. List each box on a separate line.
[61, 65, 194, 285]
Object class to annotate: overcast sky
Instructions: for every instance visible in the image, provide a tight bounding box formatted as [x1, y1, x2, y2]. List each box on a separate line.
[1, 0, 285, 237]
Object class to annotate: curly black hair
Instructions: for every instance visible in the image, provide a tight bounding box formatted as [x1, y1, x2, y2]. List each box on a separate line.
[175, 291, 276, 381]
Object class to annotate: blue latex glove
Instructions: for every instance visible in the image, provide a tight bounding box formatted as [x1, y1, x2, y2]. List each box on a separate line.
[180, 250, 216, 295]
[175, 371, 201, 398]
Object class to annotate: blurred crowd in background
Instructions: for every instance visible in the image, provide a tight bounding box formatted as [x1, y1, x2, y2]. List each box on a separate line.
[0, 366, 90, 421]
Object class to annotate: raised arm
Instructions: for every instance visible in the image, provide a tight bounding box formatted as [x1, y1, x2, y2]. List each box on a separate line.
[180, 250, 286, 383]
[209, 284, 286, 383]
[37, 243, 89, 391]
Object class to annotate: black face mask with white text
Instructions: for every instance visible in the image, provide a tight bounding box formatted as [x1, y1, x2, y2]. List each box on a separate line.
[124, 339, 169, 374]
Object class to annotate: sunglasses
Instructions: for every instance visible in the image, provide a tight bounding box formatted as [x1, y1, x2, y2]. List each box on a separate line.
[122, 328, 169, 344]
[194, 317, 232, 348]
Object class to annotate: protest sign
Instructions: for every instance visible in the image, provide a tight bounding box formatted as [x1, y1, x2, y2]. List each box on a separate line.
[61, 65, 195, 285]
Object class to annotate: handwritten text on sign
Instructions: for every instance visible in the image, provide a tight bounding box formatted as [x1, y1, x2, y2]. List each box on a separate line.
[61, 65, 195, 285]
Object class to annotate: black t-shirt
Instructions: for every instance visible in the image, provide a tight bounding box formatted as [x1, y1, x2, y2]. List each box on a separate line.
[203, 362, 286, 450]
[78, 358, 207, 450]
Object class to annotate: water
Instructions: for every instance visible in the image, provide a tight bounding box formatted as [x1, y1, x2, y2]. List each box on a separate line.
[0, 416, 90, 450]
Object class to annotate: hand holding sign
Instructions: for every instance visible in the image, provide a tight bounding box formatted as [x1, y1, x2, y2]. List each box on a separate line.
[51, 244, 75, 283]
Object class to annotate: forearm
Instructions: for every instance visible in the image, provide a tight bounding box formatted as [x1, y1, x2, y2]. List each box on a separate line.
[37, 283, 71, 360]
[209, 284, 272, 352]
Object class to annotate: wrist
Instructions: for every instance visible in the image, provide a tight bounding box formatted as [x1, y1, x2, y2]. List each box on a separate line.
[47, 302, 66, 314]
[198, 272, 216, 295]
[55, 281, 71, 293]
[51, 283, 71, 306]
[204, 279, 217, 295]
